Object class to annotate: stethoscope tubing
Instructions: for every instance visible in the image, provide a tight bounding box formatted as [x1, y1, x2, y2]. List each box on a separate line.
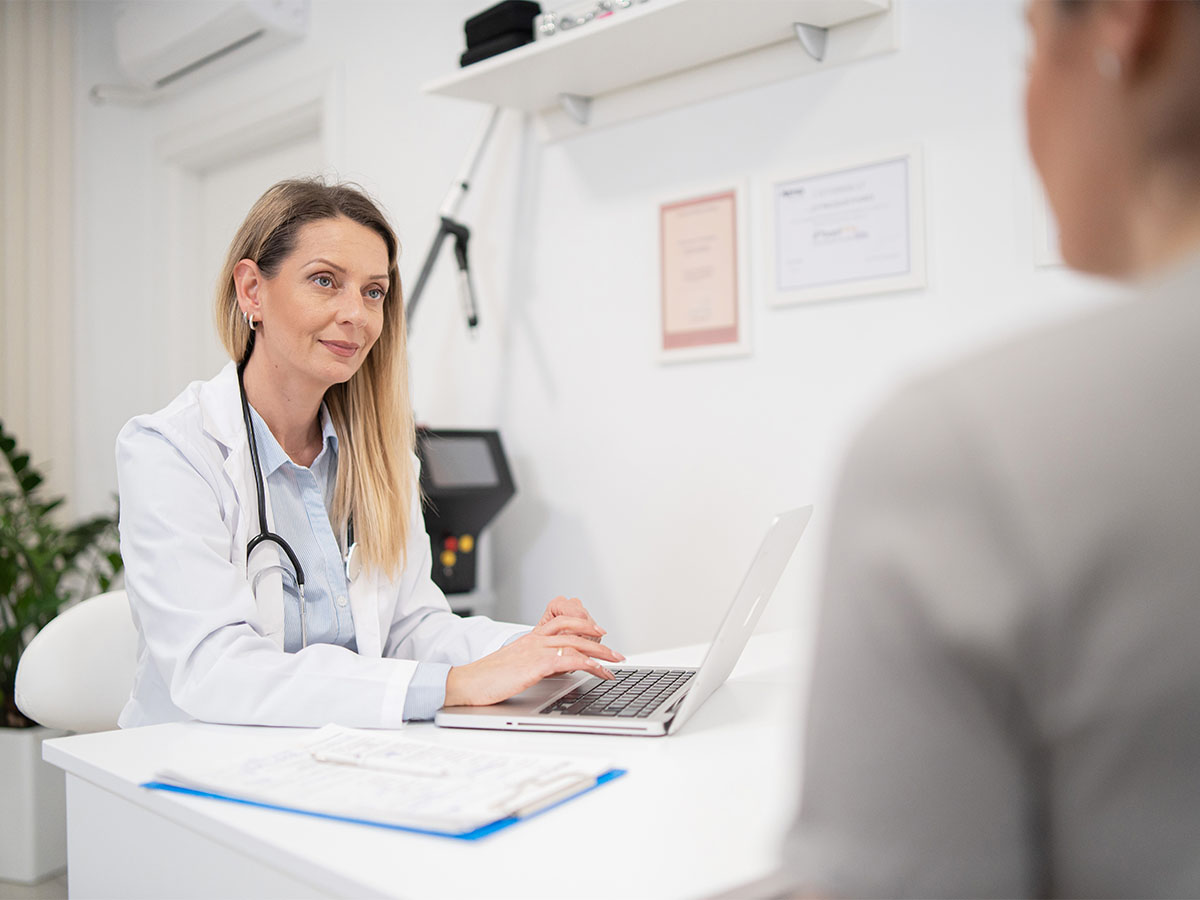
[237, 336, 354, 650]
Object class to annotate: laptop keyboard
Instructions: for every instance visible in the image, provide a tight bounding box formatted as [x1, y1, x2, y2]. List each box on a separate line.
[542, 669, 695, 718]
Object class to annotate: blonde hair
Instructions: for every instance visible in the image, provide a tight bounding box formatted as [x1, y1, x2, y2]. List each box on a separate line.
[215, 179, 415, 576]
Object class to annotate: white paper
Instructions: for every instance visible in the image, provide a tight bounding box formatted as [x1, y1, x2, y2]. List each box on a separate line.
[774, 157, 912, 292]
[153, 725, 612, 834]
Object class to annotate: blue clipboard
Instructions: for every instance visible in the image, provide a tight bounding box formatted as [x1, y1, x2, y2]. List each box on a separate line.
[141, 768, 626, 841]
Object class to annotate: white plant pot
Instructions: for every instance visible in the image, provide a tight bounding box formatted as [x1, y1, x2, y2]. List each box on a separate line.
[0, 725, 67, 884]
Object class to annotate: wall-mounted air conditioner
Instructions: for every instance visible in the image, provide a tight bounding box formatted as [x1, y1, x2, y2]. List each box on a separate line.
[91, 0, 310, 105]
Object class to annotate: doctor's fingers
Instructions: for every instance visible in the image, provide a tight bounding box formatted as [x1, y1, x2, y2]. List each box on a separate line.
[549, 645, 616, 681]
[540, 596, 602, 630]
[532, 615, 605, 641]
[544, 633, 624, 663]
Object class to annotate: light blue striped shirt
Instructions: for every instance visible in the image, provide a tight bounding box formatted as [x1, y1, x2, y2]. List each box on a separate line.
[249, 404, 449, 720]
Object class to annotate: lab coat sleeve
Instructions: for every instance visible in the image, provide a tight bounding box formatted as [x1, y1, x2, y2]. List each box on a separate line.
[117, 420, 415, 728]
[401, 662, 451, 720]
[381, 481, 530, 665]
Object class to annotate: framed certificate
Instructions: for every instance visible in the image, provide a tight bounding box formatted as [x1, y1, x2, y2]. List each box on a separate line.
[764, 148, 926, 306]
[658, 181, 751, 363]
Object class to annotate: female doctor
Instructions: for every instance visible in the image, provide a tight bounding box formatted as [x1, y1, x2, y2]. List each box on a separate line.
[115, 179, 622, 728]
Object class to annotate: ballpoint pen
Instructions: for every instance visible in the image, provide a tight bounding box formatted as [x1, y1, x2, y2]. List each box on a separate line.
[309, 750, 448, 779]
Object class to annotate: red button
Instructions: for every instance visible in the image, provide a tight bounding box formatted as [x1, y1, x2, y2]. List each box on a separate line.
[443, 536, 458, 552]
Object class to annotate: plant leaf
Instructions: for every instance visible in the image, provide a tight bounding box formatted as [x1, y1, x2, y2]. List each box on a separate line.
[0, 422, 121, 713]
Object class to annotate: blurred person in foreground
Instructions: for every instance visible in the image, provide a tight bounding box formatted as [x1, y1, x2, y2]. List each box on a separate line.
[777, 1, 1200, 897]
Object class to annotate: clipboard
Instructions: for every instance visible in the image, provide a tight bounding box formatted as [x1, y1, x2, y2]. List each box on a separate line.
[142, 768, 626, 841]
[139, 725, 625, 841]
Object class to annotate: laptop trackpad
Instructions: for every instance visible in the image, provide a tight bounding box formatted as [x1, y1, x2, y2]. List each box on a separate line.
[499, 671, 594, 710]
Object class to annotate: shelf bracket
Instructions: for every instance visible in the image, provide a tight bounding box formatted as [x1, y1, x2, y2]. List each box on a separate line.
[558, 93, 593, 126]
[794, 23, 828, 62]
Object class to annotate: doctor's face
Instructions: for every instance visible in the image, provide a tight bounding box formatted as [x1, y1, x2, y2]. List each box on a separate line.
[248, 216, 389, 393]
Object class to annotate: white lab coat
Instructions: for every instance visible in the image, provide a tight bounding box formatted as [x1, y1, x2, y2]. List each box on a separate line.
[115, 361, 526, 729]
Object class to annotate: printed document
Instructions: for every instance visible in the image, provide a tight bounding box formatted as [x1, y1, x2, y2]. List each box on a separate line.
[150, 725, 613, 834]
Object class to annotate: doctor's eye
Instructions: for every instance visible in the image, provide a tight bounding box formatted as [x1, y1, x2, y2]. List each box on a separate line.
[365, 286, 386, 302]
[312, 274, 335, 289]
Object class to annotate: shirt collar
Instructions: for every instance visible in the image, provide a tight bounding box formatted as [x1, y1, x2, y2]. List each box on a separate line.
[248, 403, 338, 478]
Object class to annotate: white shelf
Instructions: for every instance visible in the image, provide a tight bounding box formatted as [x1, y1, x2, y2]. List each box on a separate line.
[423, 0, 893, 138]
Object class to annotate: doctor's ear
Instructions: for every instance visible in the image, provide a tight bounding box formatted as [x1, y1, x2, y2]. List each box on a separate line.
[233, 258, 264, 319]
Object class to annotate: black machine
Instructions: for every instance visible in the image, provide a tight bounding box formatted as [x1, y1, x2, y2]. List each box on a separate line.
[416, 427, 515, 600]
[407, 103, 518, 609]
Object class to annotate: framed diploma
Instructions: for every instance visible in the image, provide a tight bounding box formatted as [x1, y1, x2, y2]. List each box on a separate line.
[764, 148, 926, 306]
[658, 181, 750, 363]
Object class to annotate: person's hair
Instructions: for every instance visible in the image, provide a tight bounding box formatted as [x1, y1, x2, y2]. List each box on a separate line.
[1053, 0, 1200, 169]
[214, 178, 415, 576]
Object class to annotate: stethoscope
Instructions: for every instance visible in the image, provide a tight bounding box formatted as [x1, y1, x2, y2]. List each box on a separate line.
[237, 333, 357, 649]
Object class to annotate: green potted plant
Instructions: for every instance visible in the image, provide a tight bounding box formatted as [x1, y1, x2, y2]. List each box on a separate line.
[0, 418, 122, 884]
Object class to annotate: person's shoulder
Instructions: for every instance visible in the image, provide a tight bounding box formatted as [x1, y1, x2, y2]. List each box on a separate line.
[954, 255, 1200, 406]
[848, 260, 1200, 483]
[117, 380, 203, 451]
[116, 363, 237, 462]
[925, 263, 1193, 425]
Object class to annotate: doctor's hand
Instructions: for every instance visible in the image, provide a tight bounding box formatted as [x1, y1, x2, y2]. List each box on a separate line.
[535, 595, 606, 642]
[443, 628, 625, 708]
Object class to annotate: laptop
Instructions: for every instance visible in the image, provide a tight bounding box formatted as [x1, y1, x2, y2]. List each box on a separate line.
[435, 506, 812, 737]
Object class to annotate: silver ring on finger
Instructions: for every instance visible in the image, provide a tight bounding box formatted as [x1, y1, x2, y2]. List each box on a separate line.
[557, 647, 563, 657]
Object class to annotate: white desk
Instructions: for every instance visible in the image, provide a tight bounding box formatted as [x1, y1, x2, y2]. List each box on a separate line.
[43, 631, 802, 900]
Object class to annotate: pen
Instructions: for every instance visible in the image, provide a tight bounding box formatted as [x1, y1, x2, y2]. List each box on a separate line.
[310, 750, 448, 778]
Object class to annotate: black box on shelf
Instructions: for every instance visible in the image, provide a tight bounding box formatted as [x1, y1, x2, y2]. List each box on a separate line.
[464, 0, 541, 48]
[460, 30, 534, 67]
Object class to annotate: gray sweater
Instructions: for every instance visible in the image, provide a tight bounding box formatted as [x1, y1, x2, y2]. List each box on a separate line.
[782, 253, 1200, 898]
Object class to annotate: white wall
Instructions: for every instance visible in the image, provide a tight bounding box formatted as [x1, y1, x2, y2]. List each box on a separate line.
[73, 0, 1121, 654]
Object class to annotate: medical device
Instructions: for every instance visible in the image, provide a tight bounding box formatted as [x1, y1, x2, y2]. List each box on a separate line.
[416, 428, 515, 598]
[236, 350, 355, 649]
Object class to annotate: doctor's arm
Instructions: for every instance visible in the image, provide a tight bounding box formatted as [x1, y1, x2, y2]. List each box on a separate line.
[117, 422, 417, 728]
[382, 493, 622, 707]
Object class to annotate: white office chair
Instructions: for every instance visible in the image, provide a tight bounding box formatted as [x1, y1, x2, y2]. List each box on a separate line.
[14, 589, 138, 732]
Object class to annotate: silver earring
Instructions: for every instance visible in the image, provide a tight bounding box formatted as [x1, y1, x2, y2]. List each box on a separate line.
[243, 310, 256, 331]
[1095, 47, 1121, 82]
